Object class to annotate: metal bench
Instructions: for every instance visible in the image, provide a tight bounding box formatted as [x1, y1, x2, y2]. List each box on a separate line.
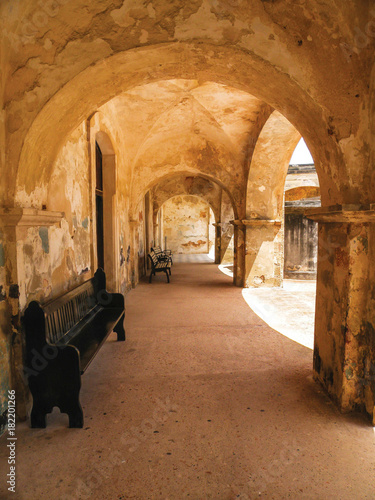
[151, 246, 173, 265]
[23, 268, 125, 428]
[148, 250, 172, 283]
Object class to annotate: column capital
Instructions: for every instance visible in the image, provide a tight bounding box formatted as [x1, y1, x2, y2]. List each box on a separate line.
[305, 204, 375, 223]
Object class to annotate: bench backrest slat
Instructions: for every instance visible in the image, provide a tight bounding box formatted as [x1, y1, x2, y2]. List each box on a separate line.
[43, 280, 97, 344]
[149, 251, 160, 266]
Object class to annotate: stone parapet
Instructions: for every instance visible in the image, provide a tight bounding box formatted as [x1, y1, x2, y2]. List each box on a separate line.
[305, 205, 375, 223]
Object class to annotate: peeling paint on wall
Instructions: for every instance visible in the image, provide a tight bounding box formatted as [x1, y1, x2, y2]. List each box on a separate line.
[38, 227, 49, 254]
[0, 243, 5, 267]
[0, 300, 12, 436]
[162, 195, 213, 254]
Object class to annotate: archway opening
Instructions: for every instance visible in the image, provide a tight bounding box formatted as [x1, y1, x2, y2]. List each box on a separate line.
[94, 131, 118, 291]
[95, 141, 104, 270]
[284, 138, 320, 280]
[241, 137, 319, 350]
[158, 195, 215, 260]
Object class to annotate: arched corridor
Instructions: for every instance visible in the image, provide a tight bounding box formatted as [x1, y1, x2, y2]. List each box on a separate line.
[1, 1, 375, 496]
[0, 258, 373, 498]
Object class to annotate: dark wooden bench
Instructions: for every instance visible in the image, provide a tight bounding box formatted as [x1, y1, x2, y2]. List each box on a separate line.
[23, 268, 125, 428]
[148, 250, 172, 283]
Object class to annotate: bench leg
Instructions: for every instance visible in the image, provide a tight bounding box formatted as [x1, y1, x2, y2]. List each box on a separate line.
[114, 317, 126, 341]
[149, 271, 153, 283]
[67, 403, 84, 428]
[165, 270, 170, 283]
[30, 405, 47, 428]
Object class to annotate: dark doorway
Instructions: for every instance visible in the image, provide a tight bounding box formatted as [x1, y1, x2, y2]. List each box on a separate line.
[96, 141, 104, 270]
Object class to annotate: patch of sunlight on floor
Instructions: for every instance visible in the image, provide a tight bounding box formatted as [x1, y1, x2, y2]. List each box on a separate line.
[174, 253, 214, 263]
[241, 280, 316, 349]
[218, 263, 234, 278]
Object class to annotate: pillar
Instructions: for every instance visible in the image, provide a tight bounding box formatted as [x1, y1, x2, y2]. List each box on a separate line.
[0, 208, 64, 421]
[232, 221, 245, 287]
[306, 205, 375, 424]
[243, 218, 283, 287]
[212, 223, 221, 264]
[129, 220, 139, 288]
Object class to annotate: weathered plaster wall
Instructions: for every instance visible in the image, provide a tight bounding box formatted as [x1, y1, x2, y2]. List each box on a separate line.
[220, 190, 234, 265]
[365, 225, 375, 420]
[0, 228, 12, 433]
[137, 202, 146, 280]
[0, 121, 93, 424]
[162, 196, 212, 254]
[284, 169, 320, 280]
[284, 213, 318, 279]
[144, 191, 153, 271]
[313, 223, 370, 416]
[16, 123, 91, 310]
[118, 200, 131, 295]
[152, 174, 222, 223]
[284, 168, 320, 192]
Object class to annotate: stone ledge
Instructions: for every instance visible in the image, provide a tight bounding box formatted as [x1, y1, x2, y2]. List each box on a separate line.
[229, 219, 244, 227]
[242, 218, 282, 227]
[0, 208, 65, 227]
[305, 204, 375, 223]
[230, 219, 282, 227]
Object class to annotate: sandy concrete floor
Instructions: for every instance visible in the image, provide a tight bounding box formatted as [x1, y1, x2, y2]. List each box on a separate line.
[1, 257, 374, 499]
[242, 280, 316, 350]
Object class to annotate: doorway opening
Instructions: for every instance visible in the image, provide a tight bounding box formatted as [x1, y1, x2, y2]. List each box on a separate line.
[158, 195, 215, 263]
[95, 141, 104, 270]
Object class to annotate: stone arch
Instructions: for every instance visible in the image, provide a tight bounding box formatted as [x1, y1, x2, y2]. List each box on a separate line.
[12, 43, 348, 209]
[150, 173, 235, 265]
[242, 111, 301, 287]
[152, 174, 222, 223]
[246, 111, 301, 220]
[132, 170, 239, 221]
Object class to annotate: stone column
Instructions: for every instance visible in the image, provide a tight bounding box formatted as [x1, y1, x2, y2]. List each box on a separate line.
[152, 207, 159, 248]
[212, 223, 221, 264]
[0, 208, 64, 421]
[231, 220, 245, 287]
[306, 205, 375, 425]
[129, 220, 139, 288]
[242, 218, 283, 287]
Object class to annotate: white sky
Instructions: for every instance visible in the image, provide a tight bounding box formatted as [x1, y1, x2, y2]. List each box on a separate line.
[289, 138, 314, 164]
